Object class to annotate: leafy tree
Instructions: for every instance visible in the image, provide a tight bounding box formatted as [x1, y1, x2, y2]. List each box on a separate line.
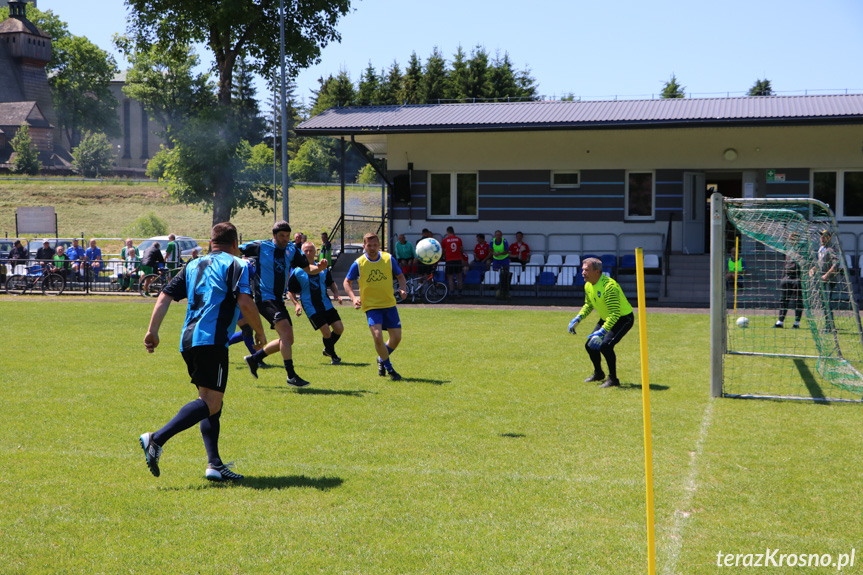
[378, 61, 403, 105]
[71, 131, 115, 177]
[309, 70, 356, 116]
[356, 62, 380, 106]
[232, 56, 267, 144]
[288, 138, 336, 182]
[661, 73, 686, 98]
[421, 47, 447, 103]
[401, 52, 423, 105]
[114, 36, 216, 140]
[10, 124, 42, 175]
[124, 0, 352, 224]
[356, 163, 378, 184]
[446, 45, 470, 100]
[748, 78, 774, 96]
[146, 145, 171, 179]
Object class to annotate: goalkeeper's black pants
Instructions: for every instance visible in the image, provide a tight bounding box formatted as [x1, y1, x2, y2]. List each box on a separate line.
[585, 313, 634, 380]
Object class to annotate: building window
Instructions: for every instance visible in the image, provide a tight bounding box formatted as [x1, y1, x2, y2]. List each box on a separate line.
[428, 172, 478, 219]
[122, 100, 131, 158]
[812, 170, 863, 219]
[551, 171, 580, 189]
[626, 171, 655, 220]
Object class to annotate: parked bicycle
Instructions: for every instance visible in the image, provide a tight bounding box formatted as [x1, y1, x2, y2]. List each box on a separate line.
[139, 265, 181, 297]
[394, 273, 448, 304]
[5, 264, 65, 296]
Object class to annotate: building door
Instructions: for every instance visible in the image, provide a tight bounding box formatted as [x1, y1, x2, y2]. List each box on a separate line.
[682, 172, 706, 254]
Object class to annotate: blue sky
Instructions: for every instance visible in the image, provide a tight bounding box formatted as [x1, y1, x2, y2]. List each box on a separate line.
[40, 0, 863, 108]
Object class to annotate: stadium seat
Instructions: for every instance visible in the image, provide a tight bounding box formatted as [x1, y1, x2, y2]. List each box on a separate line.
[470, 260, 487, 273]
[559, 265, 580, 286]
[520, 267, 538, 286]
[537, 271, 556, 286]
[563, 254, 581, 267]
[600, 254, 617, 274]
[574, 272, 586, 286]
[483, 269, 500, 286]
[858, 255, 863, 277]
[434, 270, 446, 282]
[644, 254, 660, 270]
[508, 265, 522, 285]
[620, 254, 637, 271]
[845, 254, 854, 272]
[528, 253, 545, 267]
[464, 270, 483, 285]
[545, 254, 564, 275]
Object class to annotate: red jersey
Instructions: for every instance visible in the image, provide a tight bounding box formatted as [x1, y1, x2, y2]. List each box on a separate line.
[442, 235, 463, 261]
[509, 241, 530, 258]
[474, 241, 490, 261]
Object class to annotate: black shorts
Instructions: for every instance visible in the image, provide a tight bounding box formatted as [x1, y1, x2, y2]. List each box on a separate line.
[445, 260, 462, 275]
[257, 299, 292, 329]
[308, 307, 341, 331]
[181, 345, 229, 391]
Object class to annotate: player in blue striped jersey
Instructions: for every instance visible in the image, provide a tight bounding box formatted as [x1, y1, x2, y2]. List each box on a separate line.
[287, 241, 345, 364]
[139, 223, 266, 481]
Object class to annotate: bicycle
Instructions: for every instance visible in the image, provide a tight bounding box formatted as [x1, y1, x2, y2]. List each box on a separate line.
[5, 264, 66, 296]
[139, 265, 181, 297]
[394, 272, 448, 304]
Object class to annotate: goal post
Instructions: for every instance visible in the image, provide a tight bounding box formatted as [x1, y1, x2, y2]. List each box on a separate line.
[709, 193, 863, 402]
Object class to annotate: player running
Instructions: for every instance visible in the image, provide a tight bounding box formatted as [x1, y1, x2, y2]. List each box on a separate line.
[287, 241, 345, 364]
[139, 222, 266, 481]
[567, 257, 634, 388]
[343, 233, 407, 381]
[240, 220, 328, 387]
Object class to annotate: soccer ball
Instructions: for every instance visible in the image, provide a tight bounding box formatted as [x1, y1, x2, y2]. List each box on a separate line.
[736, 316, 749, 328]
[416, 238, 442, 265]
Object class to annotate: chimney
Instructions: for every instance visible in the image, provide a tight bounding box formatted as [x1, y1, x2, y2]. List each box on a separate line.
[8, 0, 26, 19]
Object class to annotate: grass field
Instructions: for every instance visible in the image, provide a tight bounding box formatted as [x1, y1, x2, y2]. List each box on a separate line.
[0, 177, 382, 245]
[3, 300, 862, 574]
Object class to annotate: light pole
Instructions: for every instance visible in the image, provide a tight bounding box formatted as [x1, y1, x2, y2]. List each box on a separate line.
[279, 0, 289, 223]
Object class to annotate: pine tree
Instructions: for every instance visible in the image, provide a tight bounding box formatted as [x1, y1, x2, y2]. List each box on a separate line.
[401, 52, 423, 105]
[446, 45, 470, 101]
[357, 61, 380, 105]
[378, 61, 402, 105]
[661, 73, 686, 98]
[748, 78, 774, 96]
[466, 45, 493, 100]
[489, 51, 519, 101]
[232, 56, 266, 144]
[10, 124, 42, 175]
[421, 47, 447, 103]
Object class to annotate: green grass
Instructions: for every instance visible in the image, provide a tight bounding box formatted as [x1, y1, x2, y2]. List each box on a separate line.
[2, 301, 862, 574]
[0, 177, 382, 249]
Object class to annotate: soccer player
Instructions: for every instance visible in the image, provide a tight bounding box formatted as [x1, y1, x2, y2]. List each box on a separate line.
[490, 230, 511, 299]
[139, 222, 266, 481]
[241, 220, 328, 387]
[567, 257, 634, 388]
[442, 226, 464, 297]
[343, 233, 407, 381]
[287, 241, 345, 364]
[165, 234, 180, 269]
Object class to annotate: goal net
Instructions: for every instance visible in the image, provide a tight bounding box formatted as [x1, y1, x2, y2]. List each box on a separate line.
[710, 194, 863, 401]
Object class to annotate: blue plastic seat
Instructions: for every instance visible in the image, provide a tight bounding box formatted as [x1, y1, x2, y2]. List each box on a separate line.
[464, 270, 483, 285]
[620, 254, 637, 269]
[537, 271, 556, 286]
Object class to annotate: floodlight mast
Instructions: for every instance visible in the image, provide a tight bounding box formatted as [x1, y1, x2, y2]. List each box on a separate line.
[279, 0, 289, 222]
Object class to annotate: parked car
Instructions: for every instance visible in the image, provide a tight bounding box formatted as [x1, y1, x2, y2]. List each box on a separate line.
[27, 238, 76, 257]
[0, 239, 16, 260]
[137, 236, 204, 260]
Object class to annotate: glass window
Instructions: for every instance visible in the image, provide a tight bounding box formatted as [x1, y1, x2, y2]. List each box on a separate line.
[813, 171, 836, 212]
[428, 172, 478, 219]
[844, 172, 863, 217]
[812, 170, 863, 219]
[551, 171, 580, 188]
[626, 171, 654, 219]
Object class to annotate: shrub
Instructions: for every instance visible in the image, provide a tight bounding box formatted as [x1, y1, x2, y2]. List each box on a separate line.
[145, 145, 172, 180]
[10, 124, 42, 175]
[72, 132, 114, 178]
[356, 164, 378, 185]
[123, 212, 167, 237]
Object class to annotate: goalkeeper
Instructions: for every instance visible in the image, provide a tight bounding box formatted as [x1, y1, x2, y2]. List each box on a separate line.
[567, 257, 635, 388]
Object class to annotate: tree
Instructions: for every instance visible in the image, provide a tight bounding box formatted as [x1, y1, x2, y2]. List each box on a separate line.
[71, 131, 115, 177]
[232, 56, 267, 144]
[289, 138, 336, 182]
[378, 61, 402, 105]
[10, 125, 42, 175]
[124, 0, 352, 224]
[113, 36, 216, 140]
[748, 78, 774, 96]
[421, 47, 447, 103]
[401, 52, 423, 105]
[446, 45, 470, 101]
[515, 67, 538, 101]
[661, 73, 686, 99]
[489, 51, 519, 101]
[356, 163, 378, 185]
[466, 45, 493, 100]
[51, 35, 120, 147]
[356, 61, 380, 106]
[309, 70, 356, 117]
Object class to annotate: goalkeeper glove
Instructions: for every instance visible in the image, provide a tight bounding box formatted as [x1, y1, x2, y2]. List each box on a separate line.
[568, 316, 581, 334]
[587, 327, 608, 350]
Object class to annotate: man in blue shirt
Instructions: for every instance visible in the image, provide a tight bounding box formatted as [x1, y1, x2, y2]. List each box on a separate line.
[84, 239, 103, 278]
[241, 220, 328, 387]
[139, 222, 266, 482]
[288, 241, 345, 364]
[66, 238, 86, 279]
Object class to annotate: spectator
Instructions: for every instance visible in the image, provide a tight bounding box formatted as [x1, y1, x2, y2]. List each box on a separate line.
[7, 239, 29, 267]
[726, 254, 746, 283]
[320, 232, 333, 263]
[85, 239, 104, 277]
[35, 240, 55, 264]
[394, 233, 417, 273]
[293, 232, 304, 251]
[508, 231, 531, 268]
[810, 228, 840, 331]
[164, 234, 180, 270]
[50, 245, 71, 279]
[141, 241, 165, 292]
[188, 248, 200, 261]
[442, 226, 464, 297]
[120, 238, 140, 261]
[490, 230, 511, 299]
[66, 238, 86, 278]
[474, 233, 491, 270]
[416, 228, 435, 276]
[120, 242, 141, 292]
[775, 234, 803, 329]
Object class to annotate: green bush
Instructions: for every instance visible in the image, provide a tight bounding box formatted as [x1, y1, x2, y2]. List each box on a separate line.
[355, 164, 378, 185]
[123, 211, 167, 237]
[71, 132, 114, 178]
[145, 145, 172, 180]
[10, 124, 42, 175]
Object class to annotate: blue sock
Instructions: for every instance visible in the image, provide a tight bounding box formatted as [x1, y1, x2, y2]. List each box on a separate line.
[200, 408, 222, 467]
[228, 331, 244, 345]
[382, 358, 393, 372]
[386, 345, 395, 355]
[152, 398, 210, 446]
[242, 333, 256, 355]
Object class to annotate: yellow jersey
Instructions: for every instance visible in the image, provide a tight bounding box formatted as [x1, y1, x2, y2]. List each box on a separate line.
[355, 251, 398, 312]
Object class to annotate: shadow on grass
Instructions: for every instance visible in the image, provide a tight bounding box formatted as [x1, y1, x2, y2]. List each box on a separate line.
[499, 432, 526, 438]
[256, 386, 374, 397]
[329, 361, 372, 367]
[619, 382, 670, 391]
[793, 358, 827, 401]
[165, 475, 345, 491]
[401, 377, 448, 385]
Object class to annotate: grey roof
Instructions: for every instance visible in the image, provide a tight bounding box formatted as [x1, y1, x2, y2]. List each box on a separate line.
[0, 101, 50, 127]
[297, 94, 863, 135]
[0, 13, 50, 37]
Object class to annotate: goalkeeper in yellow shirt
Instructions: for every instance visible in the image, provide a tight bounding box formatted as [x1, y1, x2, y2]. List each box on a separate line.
[567, 257, 635, 388]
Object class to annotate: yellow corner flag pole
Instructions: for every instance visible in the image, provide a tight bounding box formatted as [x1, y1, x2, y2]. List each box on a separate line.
[635, 248, 656, 575]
